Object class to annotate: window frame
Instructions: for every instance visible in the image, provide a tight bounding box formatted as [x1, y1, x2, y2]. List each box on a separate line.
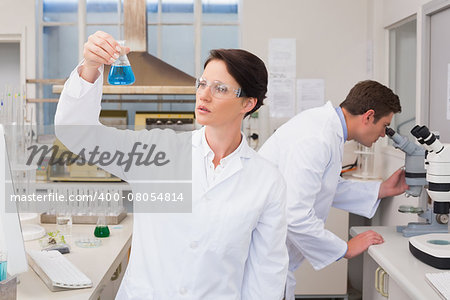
[37, 0, 242, 79]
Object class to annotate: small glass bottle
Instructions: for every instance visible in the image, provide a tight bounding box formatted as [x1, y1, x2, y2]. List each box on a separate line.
[56, 210, 72, 244]
[107, 40, 135, 85]
[94, 213, 110, 238]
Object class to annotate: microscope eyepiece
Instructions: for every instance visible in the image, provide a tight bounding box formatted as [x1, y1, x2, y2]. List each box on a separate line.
[411, 125, 444, 154]
[410, 125, 431, 140]
[411, 125, 422, 138]
[417, 126, 432, 139]
[385, 127, 395, 137]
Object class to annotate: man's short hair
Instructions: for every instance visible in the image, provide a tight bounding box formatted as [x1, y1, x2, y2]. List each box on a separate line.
[340, 80, 401, 122]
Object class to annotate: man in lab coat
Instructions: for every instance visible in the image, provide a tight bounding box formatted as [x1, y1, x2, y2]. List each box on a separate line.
[259, 80, 408, 299]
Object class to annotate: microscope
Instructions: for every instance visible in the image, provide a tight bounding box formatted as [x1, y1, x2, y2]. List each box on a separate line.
[387, 125, 450, 269]
[385, 127, 447, 237]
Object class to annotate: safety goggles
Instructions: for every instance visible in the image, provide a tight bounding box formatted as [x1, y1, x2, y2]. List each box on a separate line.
[196, 77, 247, 99]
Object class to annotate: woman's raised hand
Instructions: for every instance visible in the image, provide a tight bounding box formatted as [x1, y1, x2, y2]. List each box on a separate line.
[80, 31, 130, 83]
[83, 31, 130, 69]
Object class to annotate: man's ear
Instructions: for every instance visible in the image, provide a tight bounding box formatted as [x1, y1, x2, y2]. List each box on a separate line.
[362, 109, 375, 124]
[243, 97, 257, 114]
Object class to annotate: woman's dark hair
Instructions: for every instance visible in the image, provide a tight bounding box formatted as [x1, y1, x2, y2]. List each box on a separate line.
[340, 80, 402, 122]
[204, 49, 268, 117]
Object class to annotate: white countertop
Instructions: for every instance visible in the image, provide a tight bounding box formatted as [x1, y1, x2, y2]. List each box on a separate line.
[350, 226, 444, 300]
[17, 214, 133, 300]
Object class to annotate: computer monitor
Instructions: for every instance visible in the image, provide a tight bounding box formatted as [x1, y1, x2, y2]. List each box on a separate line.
[0, 124, 28, 276]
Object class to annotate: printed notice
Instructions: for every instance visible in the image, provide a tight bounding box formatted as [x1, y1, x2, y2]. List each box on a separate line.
[296, 79, 325, 113]
[268, 39, 296, 79]
[267, 78, 296, 118]
[268, 38, 296, 118]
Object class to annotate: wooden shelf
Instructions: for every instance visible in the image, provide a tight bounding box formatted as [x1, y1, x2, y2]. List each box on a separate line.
[26, 98, 195, 103]
[26, 79, 66, 85]
[26, 98, 59, 103]
[52, 85, 196, 95]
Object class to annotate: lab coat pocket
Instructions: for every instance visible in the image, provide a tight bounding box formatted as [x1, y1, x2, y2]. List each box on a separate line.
[211, 204, 256, 256]
[118, 275, 156, 300]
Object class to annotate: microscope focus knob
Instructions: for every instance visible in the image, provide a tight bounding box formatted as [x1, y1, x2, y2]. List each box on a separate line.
[436, 214, 449, 225]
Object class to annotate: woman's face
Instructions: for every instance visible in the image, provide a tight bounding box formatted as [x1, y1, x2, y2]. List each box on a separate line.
[195, 59, 254, 127]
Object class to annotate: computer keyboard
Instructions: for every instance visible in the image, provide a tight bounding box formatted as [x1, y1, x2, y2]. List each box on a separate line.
[425, 271, 450, 300]
[27, 250, 93, 291]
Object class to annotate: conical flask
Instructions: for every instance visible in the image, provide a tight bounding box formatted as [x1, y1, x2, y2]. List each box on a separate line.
[107, 40, 135, 85]
[94, 213, 110, 238]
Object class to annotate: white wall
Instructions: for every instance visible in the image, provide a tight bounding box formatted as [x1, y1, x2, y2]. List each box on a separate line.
[241, 0, 371, 147]
[0, 0, 36, 97]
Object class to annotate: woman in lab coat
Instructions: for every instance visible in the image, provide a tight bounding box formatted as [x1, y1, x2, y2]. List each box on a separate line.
[55, 31, 288, 299]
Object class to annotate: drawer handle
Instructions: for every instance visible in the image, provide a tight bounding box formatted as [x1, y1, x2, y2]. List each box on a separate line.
[379, 269, 389, 297]
[111, 263, 122, 281]
[375, 267, 382, 293]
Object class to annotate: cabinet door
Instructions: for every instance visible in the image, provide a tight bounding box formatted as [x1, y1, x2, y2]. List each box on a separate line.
[93, 247, 131, 300]
[388, 277, 412, 300]
[362, 253, 387, 300]
[111, 247, 130, 296]
[363, 252, 413, 300]
[95, 283, 114, 300]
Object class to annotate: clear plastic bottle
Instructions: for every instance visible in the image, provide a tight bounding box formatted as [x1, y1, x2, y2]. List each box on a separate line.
[107, 40, 135, 85]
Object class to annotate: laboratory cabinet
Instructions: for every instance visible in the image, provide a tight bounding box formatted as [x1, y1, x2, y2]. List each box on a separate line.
[93, 252, 129, 300]
[362, 252, 411, 300]
[351, 226, 442, 300]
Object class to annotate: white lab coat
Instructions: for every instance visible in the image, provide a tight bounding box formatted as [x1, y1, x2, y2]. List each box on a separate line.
[259, 101, 381, 300]
[54, 64, 288, 300]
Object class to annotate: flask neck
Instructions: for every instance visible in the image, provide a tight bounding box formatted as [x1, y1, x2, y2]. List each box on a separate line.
[112, 55, 131, 66]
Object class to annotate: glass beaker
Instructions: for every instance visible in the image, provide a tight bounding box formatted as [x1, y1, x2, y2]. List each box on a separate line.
[56, 211, 72, 245]
[107, 40, 135, 85]
[353, 143, 377, 179]
[94, 213, 110, 238]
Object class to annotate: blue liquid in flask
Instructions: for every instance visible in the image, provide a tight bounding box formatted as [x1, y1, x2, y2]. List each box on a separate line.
[108, 65, 135, 85]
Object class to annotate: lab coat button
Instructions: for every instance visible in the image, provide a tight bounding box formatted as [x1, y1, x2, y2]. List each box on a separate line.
[179, 287, 187, 295]
[190, 241, 199, 249]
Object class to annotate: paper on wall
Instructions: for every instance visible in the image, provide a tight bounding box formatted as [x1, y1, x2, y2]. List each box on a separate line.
[267, 78, 295, 118]
[296, 79, 325, 113]
[268, 39, 296, 79]
[268, 39, 296, 118]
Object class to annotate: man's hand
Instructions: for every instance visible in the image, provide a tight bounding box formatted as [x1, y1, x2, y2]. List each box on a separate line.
[80, 31, 130, 83]
[378, 168, 409, 199]
[344, 230, 384, 259]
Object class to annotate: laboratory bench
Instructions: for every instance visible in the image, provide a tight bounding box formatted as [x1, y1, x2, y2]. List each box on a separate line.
[350, 226, 443, 300]
[17, 214, 132, 300]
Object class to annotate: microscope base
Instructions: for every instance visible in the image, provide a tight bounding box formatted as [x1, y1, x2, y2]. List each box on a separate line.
[397, 222, 448, 237]
[409, 234, 450, 269]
